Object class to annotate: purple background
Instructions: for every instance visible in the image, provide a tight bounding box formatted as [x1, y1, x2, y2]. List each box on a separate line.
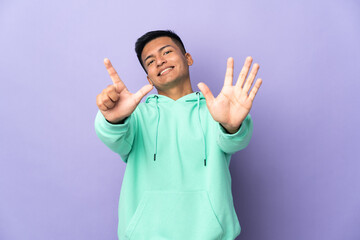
[1, 0, 359, 239]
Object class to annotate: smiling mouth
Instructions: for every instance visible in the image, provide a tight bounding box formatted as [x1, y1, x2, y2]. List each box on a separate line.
[158, 67, 174, 76]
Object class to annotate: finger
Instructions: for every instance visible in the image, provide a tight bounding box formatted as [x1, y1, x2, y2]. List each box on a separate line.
[102, 95, 115, 109]
[235, 56, 253, 90]
[223, 57, 234, 86]
[104, 58, 127, 91]
[96, 94, 108, 111]
[197, 82, 215, 105]
[106, 86, 119, 102]
[243, 63, 260, 93]
[133, 84, 153, 104]
[96, 93, 114, 111]
[248, 78, 262, 101]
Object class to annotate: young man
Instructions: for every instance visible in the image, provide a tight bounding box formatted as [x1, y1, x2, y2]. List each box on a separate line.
[95, 30, 262, 240]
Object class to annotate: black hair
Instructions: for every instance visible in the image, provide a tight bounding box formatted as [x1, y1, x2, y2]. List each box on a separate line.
[135, 30, 187, 72]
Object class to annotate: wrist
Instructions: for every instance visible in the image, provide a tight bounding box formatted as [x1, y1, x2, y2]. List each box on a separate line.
[220, 123, 242, 134]
[106, 117, 127, 124]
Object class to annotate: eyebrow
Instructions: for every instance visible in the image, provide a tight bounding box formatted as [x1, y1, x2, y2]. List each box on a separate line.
[143, 44, 173, 64]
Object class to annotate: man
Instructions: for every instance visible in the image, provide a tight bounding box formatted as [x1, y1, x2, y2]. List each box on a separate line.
[95, 30, 262, 240]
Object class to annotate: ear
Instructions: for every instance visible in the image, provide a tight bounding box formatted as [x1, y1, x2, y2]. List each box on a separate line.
[147, 76, 153, 85]
[185, 53, 193, 66]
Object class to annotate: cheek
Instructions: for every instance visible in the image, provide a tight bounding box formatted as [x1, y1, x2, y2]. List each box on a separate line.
[147, 68, 158, 78]
[178, 61, 189, 73]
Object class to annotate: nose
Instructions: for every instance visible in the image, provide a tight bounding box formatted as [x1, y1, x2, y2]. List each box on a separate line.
[156, 55, 166, 67]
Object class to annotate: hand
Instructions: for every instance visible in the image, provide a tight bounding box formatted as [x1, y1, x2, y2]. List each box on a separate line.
[96, 58, 153, 124]
[198, 56, 262, 134]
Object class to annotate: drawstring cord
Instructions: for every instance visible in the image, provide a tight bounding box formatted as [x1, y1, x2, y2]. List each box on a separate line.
[151, 92, 207, 166]
[154, 95, 160, 161]
[196, 92, 207, 166]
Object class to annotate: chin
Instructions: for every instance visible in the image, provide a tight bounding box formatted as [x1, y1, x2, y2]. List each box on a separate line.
[154, 78, 179, 90]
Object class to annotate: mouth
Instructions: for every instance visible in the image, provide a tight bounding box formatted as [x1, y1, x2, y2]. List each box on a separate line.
[158, 66, 174, 76]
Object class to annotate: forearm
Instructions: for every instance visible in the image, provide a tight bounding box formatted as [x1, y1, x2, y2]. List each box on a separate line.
[95, 111, 135, 161]
[216, 114, 253, 154]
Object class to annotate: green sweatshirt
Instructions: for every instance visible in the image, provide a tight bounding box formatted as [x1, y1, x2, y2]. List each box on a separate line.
[94, 92, 253, 240]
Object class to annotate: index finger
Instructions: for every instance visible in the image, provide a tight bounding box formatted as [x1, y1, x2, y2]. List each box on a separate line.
[104, 58, 126, 90]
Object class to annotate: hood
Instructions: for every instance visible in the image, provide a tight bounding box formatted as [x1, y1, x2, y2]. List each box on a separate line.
[145, 91, 208, 167]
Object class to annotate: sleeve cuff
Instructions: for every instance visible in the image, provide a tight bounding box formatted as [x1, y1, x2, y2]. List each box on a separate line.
[218, 119, 248, 139]
[95, 111, 132, 134]
[216, 114, 253, 154]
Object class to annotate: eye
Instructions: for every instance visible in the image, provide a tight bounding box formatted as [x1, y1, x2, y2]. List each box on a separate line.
[164, 50, 172, 55]
[147, 60, 154, 66]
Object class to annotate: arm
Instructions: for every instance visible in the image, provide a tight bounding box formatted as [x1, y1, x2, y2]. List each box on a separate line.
[216, 114, 253, 154]
[94, 111, 135, 162]
[198, 56, 261, 154]
[95, 58, 152, 162]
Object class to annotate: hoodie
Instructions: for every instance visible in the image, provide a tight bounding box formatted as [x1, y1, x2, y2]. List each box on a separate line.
[94, 91, 253, 240]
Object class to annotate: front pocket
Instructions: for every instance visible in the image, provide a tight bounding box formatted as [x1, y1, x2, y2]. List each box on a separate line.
[124, 190, 224, 240]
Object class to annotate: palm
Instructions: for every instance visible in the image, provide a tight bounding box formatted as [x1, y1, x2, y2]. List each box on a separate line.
[209, 85, 252, 127]
[198, 57, 262, 133]
[102, 89, 138, 122]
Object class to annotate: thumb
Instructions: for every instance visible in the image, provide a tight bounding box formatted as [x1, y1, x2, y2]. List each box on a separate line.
[197, 82, 214, 105]
[134, 84, 153, 103]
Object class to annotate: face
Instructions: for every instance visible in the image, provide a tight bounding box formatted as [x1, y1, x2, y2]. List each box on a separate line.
[141, 36, 193, 91]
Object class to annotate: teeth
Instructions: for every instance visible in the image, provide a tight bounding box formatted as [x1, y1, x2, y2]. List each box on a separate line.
[160, 67, 173, 76]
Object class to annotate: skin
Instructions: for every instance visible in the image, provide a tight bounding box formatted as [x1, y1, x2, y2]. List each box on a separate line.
[198, 57, 262, 133]
[142, 37, 194, 100]
[96, 36, 262, 133]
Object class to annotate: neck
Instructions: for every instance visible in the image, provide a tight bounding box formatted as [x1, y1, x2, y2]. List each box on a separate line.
[157, 80, 193, 100]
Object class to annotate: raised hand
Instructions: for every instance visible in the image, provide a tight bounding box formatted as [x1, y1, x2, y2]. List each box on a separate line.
[198, 57, 262, 134]
[96, 58, 153, 124]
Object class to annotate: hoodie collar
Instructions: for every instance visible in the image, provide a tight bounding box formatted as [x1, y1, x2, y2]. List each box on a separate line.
[145, 92, 205, 103]
[146, 91, 208, 167]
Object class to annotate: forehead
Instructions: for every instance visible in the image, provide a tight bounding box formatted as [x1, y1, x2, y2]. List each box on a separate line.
[141, 37, 178, 61]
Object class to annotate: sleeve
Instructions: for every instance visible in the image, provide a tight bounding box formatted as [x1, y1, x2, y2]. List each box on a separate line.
[216, 114, 253, 154]
[94, 110, 136, 163]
